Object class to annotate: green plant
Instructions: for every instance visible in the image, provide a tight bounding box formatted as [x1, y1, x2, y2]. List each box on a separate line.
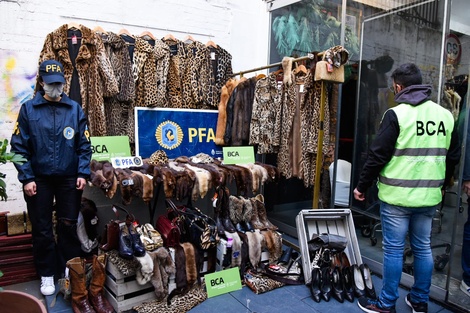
[0, 138, 26, 201]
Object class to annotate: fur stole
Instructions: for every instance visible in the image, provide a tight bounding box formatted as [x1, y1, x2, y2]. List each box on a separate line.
[225, 231, 242, 268]
[261, 230, 283, 264]
[245, 230, 264, 269]
[149, 247, 176, 301]
[135, 252, 154, 285]
[282, 57, 294, 86]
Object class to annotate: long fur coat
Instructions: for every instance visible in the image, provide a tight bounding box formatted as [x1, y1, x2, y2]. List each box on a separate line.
[37, 24, 119, 136]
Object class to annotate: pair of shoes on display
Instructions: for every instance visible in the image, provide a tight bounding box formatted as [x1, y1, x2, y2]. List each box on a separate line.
[358, 297, 396, 313]
[119, 223, 146, 259]
[461, 280, 470, 297]
[40, 276, 55, 296]
[310, 267, 334, 302]
[309, 251, 354, 303]
[405, 294, 428, 313]
[352, 263, 377, 299]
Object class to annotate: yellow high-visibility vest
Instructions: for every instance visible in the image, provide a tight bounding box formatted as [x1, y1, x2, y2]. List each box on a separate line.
[377, 100, 454, 207]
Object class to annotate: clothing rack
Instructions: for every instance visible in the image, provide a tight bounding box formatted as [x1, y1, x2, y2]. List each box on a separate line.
[60, 15, 214, 38]
[232, 53, 316, 77]
[233, 52, 329, 209]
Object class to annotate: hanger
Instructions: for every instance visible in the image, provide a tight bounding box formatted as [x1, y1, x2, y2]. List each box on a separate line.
[163, 33, 177, 41]
[140, 31, 155, 40]
[184, 34, 195, 43]
[256, 73, 266, 80]
[93, 25, 106, 33]
[293, 64, 307, 75]
[118, 28, 132, 36]
[206, 40, 218, 48]
[67, 22, 80, 30]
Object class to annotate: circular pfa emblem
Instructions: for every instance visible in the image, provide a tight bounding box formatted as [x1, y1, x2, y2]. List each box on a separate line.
[155, 121, 183, 150]
[63, 127, 75, 140]
[133, 157, 142, 166]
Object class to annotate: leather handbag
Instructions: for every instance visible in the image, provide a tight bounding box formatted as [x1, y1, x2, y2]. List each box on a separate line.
[155, 214, 180, 247]
[314, 60, 345, 83]
[166, 199, 219, 250]
[6, 211, 32, 236]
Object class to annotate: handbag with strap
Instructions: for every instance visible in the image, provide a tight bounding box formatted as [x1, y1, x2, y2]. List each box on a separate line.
[314, 60, 345, 83]
[6, 211, 32, 236]
[155, 214, 181, 248]
[166, 199, 219, 250]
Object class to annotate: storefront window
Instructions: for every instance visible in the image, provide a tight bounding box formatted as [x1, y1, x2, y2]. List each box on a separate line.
[267, 0, 470, 310]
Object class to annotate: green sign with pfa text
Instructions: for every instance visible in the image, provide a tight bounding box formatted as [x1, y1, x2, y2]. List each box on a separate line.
[204, 267, 242, 297]
[222, 146, 254, 164]
[90, 136, 131, 161]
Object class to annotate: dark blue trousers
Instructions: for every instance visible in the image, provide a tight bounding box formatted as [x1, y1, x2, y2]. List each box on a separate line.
[25, 176, 82, 277]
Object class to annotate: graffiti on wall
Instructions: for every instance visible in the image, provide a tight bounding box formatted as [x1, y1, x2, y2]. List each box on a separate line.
[0, 52, 36, 140]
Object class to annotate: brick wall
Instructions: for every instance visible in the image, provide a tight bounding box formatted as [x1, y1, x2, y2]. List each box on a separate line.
[0, 0, 270, 211]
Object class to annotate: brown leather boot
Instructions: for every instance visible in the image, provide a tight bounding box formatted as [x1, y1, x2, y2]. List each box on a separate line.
[100, 221, 119, 251]
[89, 254, 115, 313]
[67, 257, 96, 313]
[253, 194, 278, 230]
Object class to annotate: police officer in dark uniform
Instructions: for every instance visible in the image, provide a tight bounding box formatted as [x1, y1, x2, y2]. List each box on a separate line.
[10, 59, 92, 296]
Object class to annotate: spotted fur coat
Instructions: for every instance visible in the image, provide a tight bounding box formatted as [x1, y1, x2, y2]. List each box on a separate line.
[99, 31, 135, 137]
[128, 37, 170, 142]
[37, 24, 119, 136]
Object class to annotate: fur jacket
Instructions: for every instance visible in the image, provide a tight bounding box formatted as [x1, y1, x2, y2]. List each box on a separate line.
[37, 24, 119, 136]
[204, 45, 233, 108]
[99, 31, 135, 138]
[225, 76, 258, 146]
[249, 72, 284, 154]
[128, 37, 170, 143]
[215, 78, 239, 145]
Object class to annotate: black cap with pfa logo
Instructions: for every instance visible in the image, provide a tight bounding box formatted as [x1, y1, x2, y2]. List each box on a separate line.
[39, 60, 66, 84]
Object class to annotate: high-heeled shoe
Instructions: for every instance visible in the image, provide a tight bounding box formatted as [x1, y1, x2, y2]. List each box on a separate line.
[118, 225, 134, 259]
[360, 263, 377, 299]
[352, 264, 366, 298]
[342, 266, 355, 302]
[331, 266, 345, 303]
[310, 267, 322, 303]
[320, 267, 332, 302]
[128, 223, 146, 257]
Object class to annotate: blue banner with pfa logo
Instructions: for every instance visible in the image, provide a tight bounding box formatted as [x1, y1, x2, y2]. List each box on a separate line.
[135, 108, 223, 159]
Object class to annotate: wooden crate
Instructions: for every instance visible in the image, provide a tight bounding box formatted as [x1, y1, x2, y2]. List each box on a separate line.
[105, 258, 156, 312]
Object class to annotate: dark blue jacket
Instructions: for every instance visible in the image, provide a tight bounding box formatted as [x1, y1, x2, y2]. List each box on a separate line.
[10, 91, 92, 184]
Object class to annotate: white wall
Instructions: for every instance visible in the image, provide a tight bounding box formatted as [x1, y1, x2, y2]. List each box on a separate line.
[0, 0, 270, 211]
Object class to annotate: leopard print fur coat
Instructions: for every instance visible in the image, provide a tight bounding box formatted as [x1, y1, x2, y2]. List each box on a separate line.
[204, 45, 233, 108]
[99, 31, 135, 137]
[37, 24, 119, 136]
[249, 72, 284, 154]
[128, 37, 170, 142]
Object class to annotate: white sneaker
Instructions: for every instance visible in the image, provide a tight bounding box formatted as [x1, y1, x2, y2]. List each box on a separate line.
[40, 276, 55, 296]
[461, 280, 470, 297]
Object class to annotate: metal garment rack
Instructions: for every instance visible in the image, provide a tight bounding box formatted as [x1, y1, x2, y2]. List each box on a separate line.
[233, 52, 328, 209]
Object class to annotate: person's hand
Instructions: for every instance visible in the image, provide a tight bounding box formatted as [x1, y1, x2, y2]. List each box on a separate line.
[76, 177, 87, 190]
[353, 188, 365, 201]
[462, 180, 470, 197]
[23, 181, 37, 197]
